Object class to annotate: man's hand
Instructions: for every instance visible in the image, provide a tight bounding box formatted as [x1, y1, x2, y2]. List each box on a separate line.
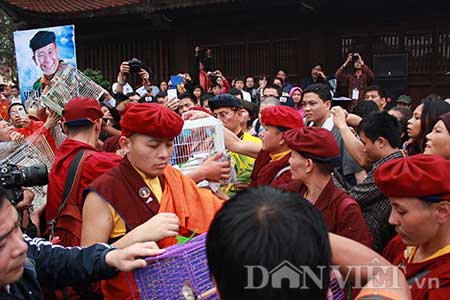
[199, 152, 231, 182]
[164, 97, 179, 111]
[331, 106, 348, 129]
[357, 53, 365, 66]
[119, 62, 130, 75]
[343, 53, 352, 67]
[44, 110, 61, 130]
[139, 69, 150, 83]
[10, 131, 24, 141]
[14, 189, 35, 211]
[118, 62, 129, 83]
[102, 90, 112, 101]
[134, 213, 180, 243]
[116, 100, 130, 113]
[182, 110, 210, 120]
[184, 73, 192, 82]
[105, 242, 164, 272]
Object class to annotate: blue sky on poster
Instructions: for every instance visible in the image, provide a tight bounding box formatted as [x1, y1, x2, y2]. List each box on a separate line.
[13, 24, 77, 98]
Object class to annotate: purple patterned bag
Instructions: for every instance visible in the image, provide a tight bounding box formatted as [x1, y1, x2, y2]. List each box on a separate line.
[134, 233, 344, 300]
[133, 234, 217, 300]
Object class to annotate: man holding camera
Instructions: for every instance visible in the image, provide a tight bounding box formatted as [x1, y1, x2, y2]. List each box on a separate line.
[336, 53, 374, 109]
[0, 185, 164, 300]
[112, 60, 159, 99]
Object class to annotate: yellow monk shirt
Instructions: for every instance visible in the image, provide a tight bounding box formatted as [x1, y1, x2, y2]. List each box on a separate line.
[107, 164, 163, 239]
[405, 244, 450, 264]
[269, 150, 291, 162]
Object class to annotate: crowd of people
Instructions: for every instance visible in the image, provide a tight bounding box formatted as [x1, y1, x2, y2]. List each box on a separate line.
[0, 46, 450, 300]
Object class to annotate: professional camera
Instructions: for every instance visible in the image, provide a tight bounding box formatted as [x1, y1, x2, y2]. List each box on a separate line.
[352, 54, 360, 63]
[0, 163, 48, 205]
[128, 58, 146, 73]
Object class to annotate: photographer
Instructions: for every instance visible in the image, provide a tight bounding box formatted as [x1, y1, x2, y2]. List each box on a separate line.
[192, 46, 213, 92]
[210, 70, 230, 94]
[336, 53, 374, 109]
[112, 60, 159, 99]
[0, 185, 164, 300]
[8, 104, 60, 152]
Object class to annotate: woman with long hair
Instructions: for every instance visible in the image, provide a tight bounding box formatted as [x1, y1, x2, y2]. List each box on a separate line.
[406, 98, 450, 155]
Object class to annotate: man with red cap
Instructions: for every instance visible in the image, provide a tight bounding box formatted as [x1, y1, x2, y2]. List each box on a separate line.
[81, 103, 223, 300]
[249, 105, 304, 187]
[47, 97, 122, 247]
[283, 126, 372, 248]
[375, 154, 450, 300]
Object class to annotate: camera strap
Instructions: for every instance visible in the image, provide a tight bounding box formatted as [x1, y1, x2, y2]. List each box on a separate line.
[48, 149, 87, 241]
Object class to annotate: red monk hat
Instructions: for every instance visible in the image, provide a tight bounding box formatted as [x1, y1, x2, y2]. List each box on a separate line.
[260, 105, 304, 129]
[374, 154, 450, 202]
[283, 127, 340, 165]
[120, 103, 184, 138]
[63, 97, 103, 126]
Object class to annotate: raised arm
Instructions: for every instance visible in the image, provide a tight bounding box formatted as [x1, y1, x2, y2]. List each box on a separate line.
[224, 126, 261, 158]
[331, 106, 370, 169]
[335, 53, 353, 82]
[330, 233, 411, 300]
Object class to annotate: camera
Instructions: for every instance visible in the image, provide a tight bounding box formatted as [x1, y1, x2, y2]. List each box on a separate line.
[352, 54, 360, 63]
[0, 163, 48, 205]
[128, 58, 146, 73]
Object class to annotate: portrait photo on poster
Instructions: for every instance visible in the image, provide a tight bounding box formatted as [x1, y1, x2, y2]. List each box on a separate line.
[13, 24, 77, 102]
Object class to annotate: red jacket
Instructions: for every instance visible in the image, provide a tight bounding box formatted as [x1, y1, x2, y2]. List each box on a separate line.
[250, 150, 293, 188]
[389, 237, 450, 300]
[282, 178, 372, 248]
[16, 120, 57, 152]
[46, 139, 121, 246]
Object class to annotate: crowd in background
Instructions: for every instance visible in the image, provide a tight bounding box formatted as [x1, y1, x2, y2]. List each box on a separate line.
[0, 46, 450, 300]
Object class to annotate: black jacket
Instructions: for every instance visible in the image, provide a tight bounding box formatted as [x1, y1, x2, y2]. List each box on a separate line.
[0, 235, 118, 300]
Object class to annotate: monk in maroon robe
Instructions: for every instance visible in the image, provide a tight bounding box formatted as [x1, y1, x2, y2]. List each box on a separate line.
[375, 154, 450, 300]
[249, 105, 304, 188]
[81, 103, 223, 300]
[282, 126, 372, 248]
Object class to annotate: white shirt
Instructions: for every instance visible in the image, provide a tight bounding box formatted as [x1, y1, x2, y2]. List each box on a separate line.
[305, 114, 334, 131]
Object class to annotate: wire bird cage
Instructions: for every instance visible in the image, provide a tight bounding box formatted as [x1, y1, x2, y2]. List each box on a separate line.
[1, 136, 55, 210]
[134, 234, 217, 300]
[171, 117, 225, 173]
[41, 64, 105, 115]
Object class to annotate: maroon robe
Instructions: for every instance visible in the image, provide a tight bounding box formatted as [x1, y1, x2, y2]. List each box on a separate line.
[281, 178, 372, 248]
[84, 156, 161, 236]
[84, 156, 222, 300]
[389, 237, 450, 300]
[383, 234, 407, 263]
[250, 150, 293, 188]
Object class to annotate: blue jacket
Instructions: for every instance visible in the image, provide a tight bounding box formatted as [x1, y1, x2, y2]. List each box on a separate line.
[0, 235, 117, 300]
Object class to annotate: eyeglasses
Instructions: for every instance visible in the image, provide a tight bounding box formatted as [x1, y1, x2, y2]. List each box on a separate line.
[213, 110, 235, 119]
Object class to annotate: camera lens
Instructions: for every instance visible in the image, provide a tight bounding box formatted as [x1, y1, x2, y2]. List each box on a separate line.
[21, 164, 48, 187]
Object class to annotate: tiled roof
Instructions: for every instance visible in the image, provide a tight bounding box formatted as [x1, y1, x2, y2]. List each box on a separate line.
[5, 0, 235, 14]
[5, 0, 144, 14]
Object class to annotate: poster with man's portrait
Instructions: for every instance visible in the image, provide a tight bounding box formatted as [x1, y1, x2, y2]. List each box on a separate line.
[13, 25, 77, 101]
